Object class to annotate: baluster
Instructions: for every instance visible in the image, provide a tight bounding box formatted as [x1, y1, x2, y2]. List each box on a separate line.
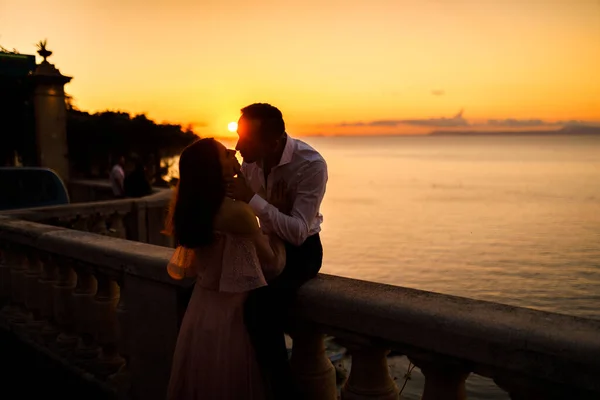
[93, 271, 125, 378]
[410, 355, 470, 400]
[92, 214, 109, 235]
[0, 247, 12, 329]
[290, 330, 337, 400]
[72, 215, 89, 232]
[5, 247, 30, 329]
[38, 253, 59, 345]
[53, 257, 79, 356]
[126, 201, 147, 242]
[73, 263, 99, 367]
[24, 251, 44, 337]
[108, 212, 126, 239]
[108, 275, 132, 393]
[0, 249, 10, 307]
[56, 216, 74, 229]
[341, 343, 399, 400]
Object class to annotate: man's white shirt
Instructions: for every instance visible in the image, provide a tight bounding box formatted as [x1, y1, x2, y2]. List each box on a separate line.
[241, 135, 327, 246]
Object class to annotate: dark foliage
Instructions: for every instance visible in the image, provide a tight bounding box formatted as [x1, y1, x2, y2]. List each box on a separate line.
[67, 109, 198, 182]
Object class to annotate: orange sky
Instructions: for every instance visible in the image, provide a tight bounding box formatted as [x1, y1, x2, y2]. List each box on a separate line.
[1, 0, 599, 137]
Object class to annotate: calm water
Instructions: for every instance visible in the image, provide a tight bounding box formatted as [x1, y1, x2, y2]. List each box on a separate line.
[169, 135, 600, 398]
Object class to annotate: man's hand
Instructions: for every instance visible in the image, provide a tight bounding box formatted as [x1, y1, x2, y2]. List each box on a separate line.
[270, 180, 293, 214]
[226, 173, 255, 203]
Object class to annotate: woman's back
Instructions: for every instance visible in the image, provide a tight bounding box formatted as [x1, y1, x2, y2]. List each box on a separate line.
[167, 200, 285, 400]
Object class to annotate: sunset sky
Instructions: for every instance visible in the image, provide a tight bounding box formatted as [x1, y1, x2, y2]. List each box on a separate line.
[1, 0, 599, 137]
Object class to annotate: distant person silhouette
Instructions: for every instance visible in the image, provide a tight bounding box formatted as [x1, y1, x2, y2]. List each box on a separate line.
[124, 158, 152, 198]
[109, 155, 126, 198]
[229, 103, 328, 399]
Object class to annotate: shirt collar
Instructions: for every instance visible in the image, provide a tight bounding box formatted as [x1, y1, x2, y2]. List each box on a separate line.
[256, 134, 295, 170]
[278, 134, 295, 167]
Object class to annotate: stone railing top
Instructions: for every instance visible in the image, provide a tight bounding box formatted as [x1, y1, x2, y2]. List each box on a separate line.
[69, 179, 114, 189]
[1, 188, 172, 222]
[296, 275, 600, 389]
[68, 179, 170, 199]
[69, 179, 170, 195]
[0, 216, 183, 287]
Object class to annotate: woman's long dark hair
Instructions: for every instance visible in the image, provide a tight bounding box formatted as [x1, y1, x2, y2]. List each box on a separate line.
[165, 138, 225, 248]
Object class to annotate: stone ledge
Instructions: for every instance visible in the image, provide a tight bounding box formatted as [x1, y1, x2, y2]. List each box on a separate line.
[2, 199, 136, 222]
[0, 216, 65, 247]
[69, 179, 171, 198]
[2, 187, 171, 223]
[0, 218, 189, 287]
[70, 179, 114, 189]
[295, 274, 600, 392]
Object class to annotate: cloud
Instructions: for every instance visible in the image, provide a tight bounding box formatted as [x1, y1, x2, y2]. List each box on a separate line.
[486, 119, 593, 128]
[337, 113, 599, 130]
[431, 90, 445, 96]
[402, 111, 467, 127]
[557, 120, 588, 126]
[339, 110, 467, 128]
[487, 118, 546, 127]
[338, 120, 404, 127]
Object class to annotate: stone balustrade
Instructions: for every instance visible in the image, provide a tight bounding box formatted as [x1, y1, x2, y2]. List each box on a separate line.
[68, 179, 130, 203]
[0, 216, 183, 399]
[1, 215, 599, 400]
[2, 185, 173, 247]
[67, 179, 170, 204]
[68, 179, 120, 203]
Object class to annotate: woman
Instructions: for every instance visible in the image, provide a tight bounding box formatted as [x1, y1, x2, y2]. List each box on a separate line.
[165, 138, 285, 400]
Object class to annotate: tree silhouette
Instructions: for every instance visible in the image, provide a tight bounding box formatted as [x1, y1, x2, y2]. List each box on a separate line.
[66, 108, 198, 183]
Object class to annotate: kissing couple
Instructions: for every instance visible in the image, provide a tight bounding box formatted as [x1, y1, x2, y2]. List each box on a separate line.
[165, 103, 328, 399]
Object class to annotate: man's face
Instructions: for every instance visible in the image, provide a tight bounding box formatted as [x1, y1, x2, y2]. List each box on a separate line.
[235, 117, 268, 164]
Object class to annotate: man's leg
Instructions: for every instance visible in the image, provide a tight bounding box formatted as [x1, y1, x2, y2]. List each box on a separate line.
[244, 234, 323, 399]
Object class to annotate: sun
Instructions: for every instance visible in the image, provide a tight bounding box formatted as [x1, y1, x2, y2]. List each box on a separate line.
[227, 121, 238, 133]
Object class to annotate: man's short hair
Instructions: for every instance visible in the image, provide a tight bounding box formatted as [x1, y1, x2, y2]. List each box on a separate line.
[240, 103, 285, 141]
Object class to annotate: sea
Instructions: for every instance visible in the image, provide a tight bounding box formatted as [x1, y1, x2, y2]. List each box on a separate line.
[167, 134, 600, 399]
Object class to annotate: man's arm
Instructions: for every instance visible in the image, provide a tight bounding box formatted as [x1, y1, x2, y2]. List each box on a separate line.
[248, 161, 327, 246]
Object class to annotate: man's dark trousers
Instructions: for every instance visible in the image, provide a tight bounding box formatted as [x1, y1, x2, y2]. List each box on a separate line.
[244, 233, 323, 400]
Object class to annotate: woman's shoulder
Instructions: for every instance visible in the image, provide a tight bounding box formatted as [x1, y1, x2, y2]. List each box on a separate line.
[214, 198, 259, 234]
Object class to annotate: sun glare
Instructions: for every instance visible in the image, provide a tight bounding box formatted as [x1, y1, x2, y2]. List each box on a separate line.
[227, 121, 238, 133]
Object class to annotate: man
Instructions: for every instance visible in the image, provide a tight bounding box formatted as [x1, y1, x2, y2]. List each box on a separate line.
[109, 155, 126, 198]
[229, 103, 327, 399]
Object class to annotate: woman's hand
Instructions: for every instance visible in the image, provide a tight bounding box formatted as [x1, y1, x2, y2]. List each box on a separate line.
[270, 180, 293, 214]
